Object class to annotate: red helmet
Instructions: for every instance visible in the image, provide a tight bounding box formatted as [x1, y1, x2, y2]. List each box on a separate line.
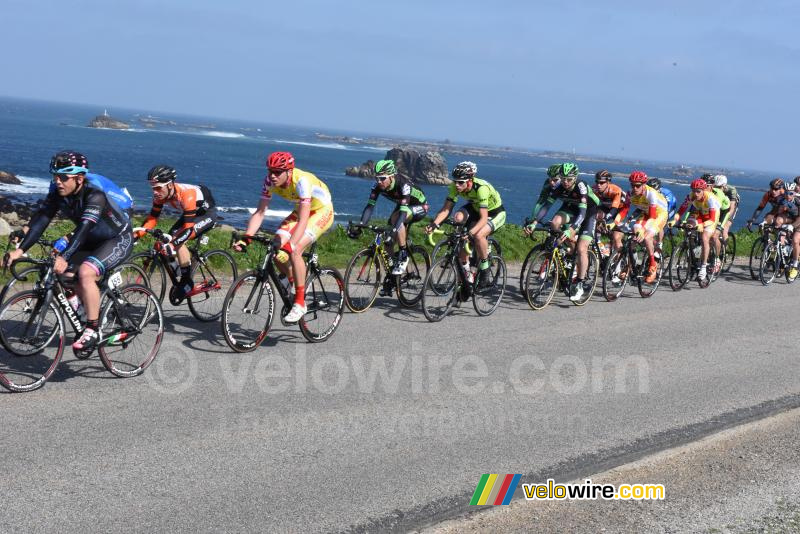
[629, 171, 648, 184]
[690, 178, 707, 190]
[266, 151, 295, 171]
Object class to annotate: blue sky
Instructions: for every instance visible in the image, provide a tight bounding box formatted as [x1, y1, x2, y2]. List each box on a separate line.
[2, 0, 798, 172]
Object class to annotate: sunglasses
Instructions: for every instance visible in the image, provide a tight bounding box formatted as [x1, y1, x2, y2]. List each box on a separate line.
[52, 174, 74, 183]
[595, 180, 608, 185]
[375, 175, 392, 182]
[631, 182, 644, 187]
[692, 188, 704, 193]
[772, 187, 783, 191]
[454, 179, 470, 185]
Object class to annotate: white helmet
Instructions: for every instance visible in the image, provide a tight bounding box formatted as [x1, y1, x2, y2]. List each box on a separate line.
[713, 174, 728, 187]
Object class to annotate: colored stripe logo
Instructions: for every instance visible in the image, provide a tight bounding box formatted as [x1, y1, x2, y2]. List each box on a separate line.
[469, 474, 521, 505]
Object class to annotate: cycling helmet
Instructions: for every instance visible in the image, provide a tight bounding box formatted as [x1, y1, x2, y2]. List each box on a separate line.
[452, 161, 478, 179]
[770, 178, 784, 190]
[700, 173, 714, 185]
[558, 162, 579, 178]
[374, 159, 397, 176]
[266, 151, 295, 171]
[595, 170, 612, 182]
[49, 151, 89, 174]
[690, 178, 707, 190]
[629, 171, 648, 184]
[546, 164, 561, 178]
[794, 176, 800, 186]
[713, 174, 728, 187]
[786, 182, 797, 192]
[147, 165, 177, 184]
[647, 177, 662, 190]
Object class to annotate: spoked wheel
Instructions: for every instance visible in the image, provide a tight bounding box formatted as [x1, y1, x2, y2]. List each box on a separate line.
[473, 255, 507, 316]
[0, 291, 65, 392]
[129, 253, 167, 303]
[298, 267, 345, 343]
[721, 234, 736, 273]
[221, 271, 274, 353]
[395, 245, 430, 307]
[602, 249, 630, 302]
[519, 245, 543, 295]
[758, 243, 779, 286]
[344, 248, 382, 313]
[749, 239, 765, 280]
[672, 244, 692, 290]
[523, 249, 558, 310]
[422, 257, 459, 322]
[638, 248, 664, 298]
[0, 266, 40, 306]
[567, 250, 598, 306]
[98, 284, 164, 378]
[187, 250, 238, 322]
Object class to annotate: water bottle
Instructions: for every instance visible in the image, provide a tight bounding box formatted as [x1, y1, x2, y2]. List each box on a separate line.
[67, 292, 86, 322]
[278, 274, 291, 294]
[53, 237, 69, 253]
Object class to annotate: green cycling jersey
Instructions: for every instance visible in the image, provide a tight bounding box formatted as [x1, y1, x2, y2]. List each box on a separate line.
[446, 177, 503, 213]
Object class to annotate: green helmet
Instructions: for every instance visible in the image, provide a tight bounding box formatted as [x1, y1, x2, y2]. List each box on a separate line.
[559, 162, 579, 178]
[374, 159, 397, 176]
[546, 164, 561, 178]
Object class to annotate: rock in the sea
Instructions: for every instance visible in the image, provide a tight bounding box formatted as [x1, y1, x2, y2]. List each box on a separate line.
[345, 148, 450, 185]
[0, 170, 21, 185]
[88, 111, 130, 129]
[0, 217, 11, 236]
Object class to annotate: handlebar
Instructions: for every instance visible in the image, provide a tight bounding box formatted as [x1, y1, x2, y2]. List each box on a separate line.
[132, 227, 172, 244]
[230, 231, 274, 247]
[9, 256, 52, 281]
[347, 221, 390, 234]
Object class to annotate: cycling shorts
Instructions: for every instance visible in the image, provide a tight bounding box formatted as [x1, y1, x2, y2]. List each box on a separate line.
[68, 229, 134, 277]
[277, 205, 334, 243]
[459, 203, 506, 233]
[393, 203, 428, 225]
[634, 211, 667, 237]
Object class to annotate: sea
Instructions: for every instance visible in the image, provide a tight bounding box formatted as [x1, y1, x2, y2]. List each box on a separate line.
[0, 97, 784, 231]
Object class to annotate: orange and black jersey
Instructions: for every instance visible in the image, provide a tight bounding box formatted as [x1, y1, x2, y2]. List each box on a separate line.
[143, 183, 215, 230]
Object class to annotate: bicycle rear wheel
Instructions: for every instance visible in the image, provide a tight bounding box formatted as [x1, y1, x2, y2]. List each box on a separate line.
[129, 252, 167, 303]
[523, 249, 558, 310]
[187, 249, 238, 322]
[0, 291, 65, 392]
[299, 267, 345, 343]
[422, 257, 459, 322]
[758, 243, 779, 286]
[722, 234, 736, 273]
[472, 255, 506, 316]
[395, 245, 430, 307]
[344, 248, 382, 312]
[221, 271, 275, 353]
[98, 284, 164, 378]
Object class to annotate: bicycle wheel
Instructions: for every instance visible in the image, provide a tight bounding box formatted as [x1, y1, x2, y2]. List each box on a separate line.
[523, 249, 558, 310]
[638, 248, 664, 298]
[567, 249, 598, 306]
[672, 244, 692, 290]
[187, 249, 238, 322]
[758, 243, 779, 286]
[722, 234, 736, 273]
[430, 238, 448, 265]
[473, 255, 506, 316]
[98, 284, 163, 378]
[129, 252, 167, 303]
[395, 245, 430, 307]
[0, 266, 40, 305]
[749, 239, 765, 280]
[221, 271, 275, 353]
[519, 245, 543, 295]
[602, 249, 629, 302]
[299, 267, 345, 343]
[422, 257, 459, 322]
[699, 246, 716, 288]
[344, 248, 382, 312]
[0, 290, 65, 392]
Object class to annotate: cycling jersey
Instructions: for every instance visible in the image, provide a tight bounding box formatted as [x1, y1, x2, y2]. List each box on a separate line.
[533, 180, 600, 239]
[592, 183, 626, 221]
[676, 190, 720, 227]
[21, 179, 130, 262]
[660, 187, 677, 217]
[446, 177, 504, 215]
[360, 175, 428, 233]
[752, 189, 784, 220]
[776, 194, 800, 219]
[721, 185, 740, 204]
[143, 183, 218, 246]
[262, 167, 332, 211]
[711, 187, 731, 212]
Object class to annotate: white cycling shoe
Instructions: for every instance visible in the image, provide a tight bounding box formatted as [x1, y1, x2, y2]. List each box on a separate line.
[284, 303, 307, 323]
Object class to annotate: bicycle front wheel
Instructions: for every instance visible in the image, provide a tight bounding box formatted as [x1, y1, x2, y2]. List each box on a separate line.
[299, 267, 345, 343]
[0, 291, 65, 392]
[637, 249, 664, 298]
[421, 257, 459, 322]
[0, 266, 40, 306]
[129, 252, 167, 303]
[722, 234, 736, 273]
[672, 244, 691, 290]
[473, 255, 506, 316]
[98, 284, 164, 378]
[602, 249, 629, 302]
[519, 245, 543, 295]
[395, 245, 430, 307]
[344, 248, 382, 313]
[221, 271, 275, 353]
[749, 239, 765, 280]
[523, 249, 558, 310]
[758, 243, 779, 286]
[187, 249, 238, 322]
[568, 249, 598, 306]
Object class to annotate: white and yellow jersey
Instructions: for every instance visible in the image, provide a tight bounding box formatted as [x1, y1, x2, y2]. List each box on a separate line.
[261, 167, 332, 211]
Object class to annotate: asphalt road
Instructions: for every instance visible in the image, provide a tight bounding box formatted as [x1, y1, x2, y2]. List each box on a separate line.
[2, 262, 799, 533]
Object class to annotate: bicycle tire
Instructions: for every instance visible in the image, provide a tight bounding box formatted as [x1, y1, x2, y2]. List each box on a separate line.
[0, 290, 65, 392]
[637, 247, 664, 298]
[344, 248, 382, 313]
[0, 266, 40, 306]
[567, 249, 598, 306]
[523, 249, 558, 310]
[187, 249, 238, 322]
[758, 243, 779, 286]
[221, 271, 275, 353]
[421, 257, 459, 322]
[129, 252, 167, 303]
[749, 238, 765, 280]
[98, 284, 164, 378]
[519, 245, 543, 295]
[395, 245, 430, 307]
[721, 234, 736, 274]
[472, 255, 506, 316]
[602, 249, 629, 302]
[673, 244, 692, 290]
[299, 267, 345, 343]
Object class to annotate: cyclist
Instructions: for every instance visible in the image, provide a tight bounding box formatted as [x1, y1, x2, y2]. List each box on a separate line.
[351, 159, 428, 294]
[613, 171, 668, 283]
[672, 178, 720, 282]
[783, 183, 800, 280]
[233, 151, 334, 323]
[713, 174, 739, 244]
[702, 174, 731, 274]
[3, 151, 134, 350]
[748, 178, 785, 227]
[425, 161, 505, 288]
[135, 165, 219, 301]
[592, 170, 626, 253]
[646, 177, 676, 249]
[526, 162, 600, 301]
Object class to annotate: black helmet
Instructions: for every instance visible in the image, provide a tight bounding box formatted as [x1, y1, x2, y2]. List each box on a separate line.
[50, 151, 89, 174]
[700, 173, 714, 185]
[147, 165, 177, 184]
[452, 161, 478, 180]
[647, 177, 662, 190]
[595, 170, 612, 183]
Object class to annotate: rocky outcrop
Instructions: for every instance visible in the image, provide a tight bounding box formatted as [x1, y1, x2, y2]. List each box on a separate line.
[346, 147, 450, 186]
[0, 170, 21, 185]
[88, 111, 130, 129]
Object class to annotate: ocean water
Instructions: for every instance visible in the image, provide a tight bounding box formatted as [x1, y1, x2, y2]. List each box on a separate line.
[0, 97, 780, 231]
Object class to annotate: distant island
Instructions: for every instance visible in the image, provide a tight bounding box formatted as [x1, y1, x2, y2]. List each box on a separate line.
[88, 110, 129, 129]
